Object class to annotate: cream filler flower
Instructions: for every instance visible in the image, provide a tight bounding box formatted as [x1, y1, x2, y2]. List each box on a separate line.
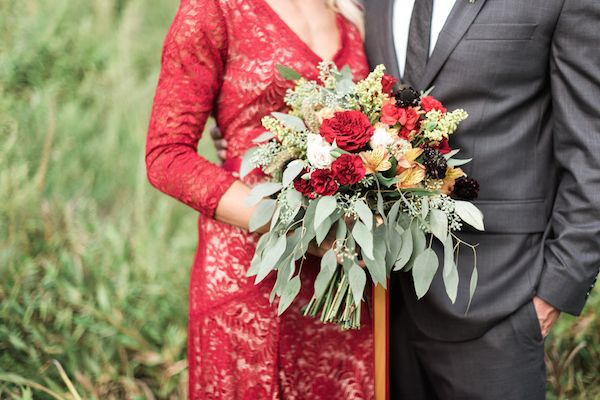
[306, 133, 334, 168]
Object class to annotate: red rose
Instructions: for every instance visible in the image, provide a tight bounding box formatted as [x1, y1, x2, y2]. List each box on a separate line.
[435, 138, 452, 154]
[381, 74, 397, 94]
[320, 110, 374, 152]
[293, 171, 315, 198]
[311, 169, 339, 196]
[331, 154, 366, 185]
[398, 107, 420, 139]
[420, 96, 447, 113]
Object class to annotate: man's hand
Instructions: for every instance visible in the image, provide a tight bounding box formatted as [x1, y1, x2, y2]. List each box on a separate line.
[533, 296, 561, 337]
[209, 125, 228, 162]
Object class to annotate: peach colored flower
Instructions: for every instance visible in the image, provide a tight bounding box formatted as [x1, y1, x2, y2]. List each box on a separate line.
[397, 164, 426, 188]
[360, 149, 392, 174]
[441, 167, 465, 195]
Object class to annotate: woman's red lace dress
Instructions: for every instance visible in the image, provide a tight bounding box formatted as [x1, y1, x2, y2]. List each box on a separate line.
[146, 0, 373, 398]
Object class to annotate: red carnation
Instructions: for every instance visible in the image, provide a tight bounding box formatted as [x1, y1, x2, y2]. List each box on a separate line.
[320, 110, 374, 152]
[420, 96, 447, 113]
[311, 169, 339, 196]
[398, 107, 420, 139]
[381, 74, 397, 94]
[381, 102, 401, 125]
[293, 172, 315, 199]
[331, 154, 366, 185]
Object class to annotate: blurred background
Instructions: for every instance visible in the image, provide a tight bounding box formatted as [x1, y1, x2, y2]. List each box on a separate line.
[0, 0, 598, 399]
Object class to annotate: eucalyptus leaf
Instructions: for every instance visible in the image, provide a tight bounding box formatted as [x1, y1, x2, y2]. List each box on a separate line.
[466, 264, 479, 313]
[385, 224, 404, 269]
[271, 256, 293, 303]
[314, 251, 337, 298]
[443, 235, 459, 304]
[336, 218, 347, 241]
[364, 225, 387, 287]
[443, 149, 460, 160]
[314, 196, 337, 230]
[394, 227, 413, 271]
[316, 215, 335, 246]
[429, 209, 449, 243]
[455, 200, 485, 231]
[377, 192, 385, 218]
[255, 234, 287, 284]
[245, 182, 282, 207]
[412, 249, 439, 299]
[278, 276, 301, 315]
[348, 265, 367, 307]
[447, 158, 473, 167]
[387, 200, 402, 226]
[286, 188, 303, 210]
[269, 204, 281, 231]
[240, 147, 259, 179]
[354, 199, 373, 231]
[247, 232, 272, 276]
[252, 131, 275, 143]
[421, 197, 430, 220]
[282, 160, 305, 186]
[276, 64, 302, 80]
[272, 112, 307, 132]
[352, 220, 374, 260]
[322, 248, 338, 272]
[406, 223, 426, 271]
[249, 199, 276, 232]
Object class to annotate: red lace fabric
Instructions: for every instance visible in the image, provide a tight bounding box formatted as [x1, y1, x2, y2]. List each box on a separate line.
[146, 0, 373, 398]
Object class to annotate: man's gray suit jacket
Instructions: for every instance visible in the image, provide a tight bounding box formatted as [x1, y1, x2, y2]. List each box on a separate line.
[364, 0, 600, 341]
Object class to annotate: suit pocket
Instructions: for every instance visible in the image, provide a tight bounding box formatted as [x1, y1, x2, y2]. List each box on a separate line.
[513, 300, 544, 344]
[465, 23, 538, 41]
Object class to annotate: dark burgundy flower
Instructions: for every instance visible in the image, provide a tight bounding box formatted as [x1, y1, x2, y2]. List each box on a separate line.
[331, 154, 366, 185]
[435, 138, 452, 154]
[311, 169, 339, 196]
[393, 87, 420, 108]
[320, 110, 374, 152]
[453, 177, 480, 200]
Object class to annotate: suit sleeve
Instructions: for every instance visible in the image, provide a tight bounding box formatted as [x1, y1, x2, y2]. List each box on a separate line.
[536, 0, 600, 315]
[145, 0, 236, 218]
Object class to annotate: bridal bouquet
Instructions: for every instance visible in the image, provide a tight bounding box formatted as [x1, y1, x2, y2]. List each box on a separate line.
[242, 62, 483, 329]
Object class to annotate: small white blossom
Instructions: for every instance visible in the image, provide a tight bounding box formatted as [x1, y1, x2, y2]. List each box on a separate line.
[369, 126, 395, 149]
[306, 133, 334, 168]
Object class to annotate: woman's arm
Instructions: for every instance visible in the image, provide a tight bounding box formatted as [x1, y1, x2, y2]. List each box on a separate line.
[146, 0, 243, 220]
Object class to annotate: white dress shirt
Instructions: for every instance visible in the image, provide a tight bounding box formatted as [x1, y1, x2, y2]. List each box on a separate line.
[393, 0, 457, 77]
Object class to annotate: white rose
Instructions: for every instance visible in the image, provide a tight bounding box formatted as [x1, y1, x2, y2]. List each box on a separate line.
[369, 126, 395, 149]
[306, 133, 334, 168]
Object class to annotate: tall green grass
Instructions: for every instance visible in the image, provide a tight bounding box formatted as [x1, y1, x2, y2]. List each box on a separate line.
[0, 0, 598, 398]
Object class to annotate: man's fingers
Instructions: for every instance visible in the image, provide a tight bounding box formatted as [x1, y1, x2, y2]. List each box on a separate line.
[209, 125, 222, 140]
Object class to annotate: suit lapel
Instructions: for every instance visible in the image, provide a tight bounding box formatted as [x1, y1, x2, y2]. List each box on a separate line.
[418, 0, 487, 90]
[367, 0, 400, 79]
[381, 0, 400, 78]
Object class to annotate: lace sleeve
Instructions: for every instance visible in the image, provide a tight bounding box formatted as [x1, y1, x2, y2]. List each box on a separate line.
[145, 0, 236, 218]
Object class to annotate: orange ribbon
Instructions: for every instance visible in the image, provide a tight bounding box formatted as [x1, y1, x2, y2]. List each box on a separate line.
[373, 281, 389, 400]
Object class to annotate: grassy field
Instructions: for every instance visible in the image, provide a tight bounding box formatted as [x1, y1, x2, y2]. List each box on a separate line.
[0, 0, 598, 398]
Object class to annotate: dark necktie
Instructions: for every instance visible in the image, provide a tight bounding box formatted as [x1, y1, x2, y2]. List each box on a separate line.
[403, 0, 434, 88]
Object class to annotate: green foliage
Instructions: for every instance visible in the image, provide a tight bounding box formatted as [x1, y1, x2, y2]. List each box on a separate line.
[0, 0, 219, 397]
[0, 0, 598, 398]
